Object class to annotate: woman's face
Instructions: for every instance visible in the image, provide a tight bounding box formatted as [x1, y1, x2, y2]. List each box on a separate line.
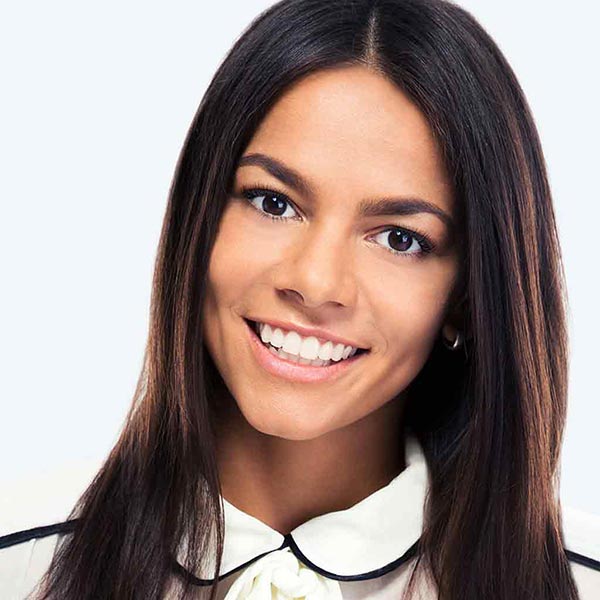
[202, 65, 459, 441]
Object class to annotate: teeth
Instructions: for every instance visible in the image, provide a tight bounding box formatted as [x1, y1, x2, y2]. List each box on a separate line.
[256, 322, 359, 362]
[267, 344, 331, 366]
[318, 340, 333, 361]
[282, 330, 303, 355]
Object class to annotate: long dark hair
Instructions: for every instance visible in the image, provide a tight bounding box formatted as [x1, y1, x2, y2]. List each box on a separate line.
[36, 0, 577, 598]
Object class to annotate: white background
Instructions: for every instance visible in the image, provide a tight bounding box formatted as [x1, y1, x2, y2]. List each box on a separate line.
[1, 1, 598, 528]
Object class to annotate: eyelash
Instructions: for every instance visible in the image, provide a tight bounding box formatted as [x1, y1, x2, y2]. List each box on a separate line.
[239, 184, 436, 259]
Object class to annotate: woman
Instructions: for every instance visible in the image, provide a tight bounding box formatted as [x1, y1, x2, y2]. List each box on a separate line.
[1, 0, 598, 598]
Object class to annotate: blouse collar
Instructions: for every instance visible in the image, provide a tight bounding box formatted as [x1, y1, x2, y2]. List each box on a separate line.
[175, 431, 429, 584]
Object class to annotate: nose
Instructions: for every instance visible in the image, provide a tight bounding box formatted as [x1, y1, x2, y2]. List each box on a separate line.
[273, 222, 358, 309]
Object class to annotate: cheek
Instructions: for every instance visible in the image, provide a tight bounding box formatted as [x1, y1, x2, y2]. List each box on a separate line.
[205, 203, 263, 308]
[366, 258, 457, 359]
[330, 263, 455, 427]
[207, 200, 294, 302]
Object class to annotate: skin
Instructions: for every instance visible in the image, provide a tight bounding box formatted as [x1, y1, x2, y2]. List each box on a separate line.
[201, 65, 460, 535]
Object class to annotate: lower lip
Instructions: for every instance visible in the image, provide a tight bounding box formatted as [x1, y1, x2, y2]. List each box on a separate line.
[244, 319, 369, 383]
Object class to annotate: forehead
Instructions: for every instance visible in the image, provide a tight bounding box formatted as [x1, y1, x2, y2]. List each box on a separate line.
[242, 65, 453, 213]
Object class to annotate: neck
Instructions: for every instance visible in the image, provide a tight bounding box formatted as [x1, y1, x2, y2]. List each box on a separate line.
[213, 385, 407, 535]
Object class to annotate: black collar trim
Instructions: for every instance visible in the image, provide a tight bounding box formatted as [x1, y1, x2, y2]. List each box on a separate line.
[0, 519, 78, 550]
[4, 520, 597, 581]
[284, 534, 420, 581]
[172, 537, 290, 587]
[172, 534, 421, 586]
[565, 549, 600, 571]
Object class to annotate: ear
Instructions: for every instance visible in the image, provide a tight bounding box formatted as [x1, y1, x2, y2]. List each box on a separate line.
[441, 295, 467, 342]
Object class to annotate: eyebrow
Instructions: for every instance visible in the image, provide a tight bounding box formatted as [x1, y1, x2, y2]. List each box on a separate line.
[238, 153, 455, 231]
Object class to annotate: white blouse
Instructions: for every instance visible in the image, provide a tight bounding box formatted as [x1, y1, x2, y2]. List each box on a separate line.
[1, 434, 599, 599]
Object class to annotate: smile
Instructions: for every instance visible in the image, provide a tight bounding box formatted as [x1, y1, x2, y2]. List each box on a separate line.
[244, 318, 370, 383]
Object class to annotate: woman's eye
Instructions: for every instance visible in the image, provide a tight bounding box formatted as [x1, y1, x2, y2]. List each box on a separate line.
[369, 228, 434, 259]
[241, 187, 300, 221]
[241, 185, 434, 259]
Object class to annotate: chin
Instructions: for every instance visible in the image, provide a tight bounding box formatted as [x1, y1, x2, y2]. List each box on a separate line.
[241, 404, 335, 441]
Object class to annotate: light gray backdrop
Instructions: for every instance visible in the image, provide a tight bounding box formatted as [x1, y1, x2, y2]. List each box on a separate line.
[1, 1, 598, 527]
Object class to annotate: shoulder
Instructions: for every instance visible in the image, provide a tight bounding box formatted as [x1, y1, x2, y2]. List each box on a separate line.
[0, 460, 98, 599]
[0, 521, 76, 600]
[563, 505, 600, 600]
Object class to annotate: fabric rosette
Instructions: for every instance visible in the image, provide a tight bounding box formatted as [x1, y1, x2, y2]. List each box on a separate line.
[224, 547, 343, 599]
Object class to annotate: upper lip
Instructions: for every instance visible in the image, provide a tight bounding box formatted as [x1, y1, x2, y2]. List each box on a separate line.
[246, 316, 370, 350]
